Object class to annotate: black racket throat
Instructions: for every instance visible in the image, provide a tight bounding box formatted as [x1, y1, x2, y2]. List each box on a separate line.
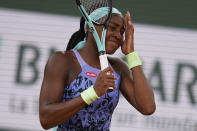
[99, 51, 106, 56]
[76, 0, 81, 5]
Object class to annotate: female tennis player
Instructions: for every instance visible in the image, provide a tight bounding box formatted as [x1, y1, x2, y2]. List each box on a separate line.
[39, 8, 156, 130]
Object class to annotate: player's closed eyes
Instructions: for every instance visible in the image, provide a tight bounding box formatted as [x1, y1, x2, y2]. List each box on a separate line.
[108, 25, 116, 31]
[108, 25, 124, 36]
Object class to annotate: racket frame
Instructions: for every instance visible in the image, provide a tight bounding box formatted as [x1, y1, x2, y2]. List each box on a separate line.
[75, 0, 113, 90]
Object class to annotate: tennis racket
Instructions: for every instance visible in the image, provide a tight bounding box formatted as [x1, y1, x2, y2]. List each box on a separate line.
[75, 0, 113, 91]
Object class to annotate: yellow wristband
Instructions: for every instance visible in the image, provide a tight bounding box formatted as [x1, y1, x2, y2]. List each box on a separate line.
[81, 86, 100, 105]
[126, 51, 142, 69]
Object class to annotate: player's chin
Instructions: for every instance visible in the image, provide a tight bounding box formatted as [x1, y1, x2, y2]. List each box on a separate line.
[106, 43, 120, 55]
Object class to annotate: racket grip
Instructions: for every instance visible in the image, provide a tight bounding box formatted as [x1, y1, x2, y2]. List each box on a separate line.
[99, 54, 114, 92]
[99, 53, 109, 70]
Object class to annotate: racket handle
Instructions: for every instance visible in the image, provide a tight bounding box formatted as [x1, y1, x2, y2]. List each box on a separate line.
[99, 53, 114, 92]
[99, 53, 109, 70]
[107, 87, 114, 92]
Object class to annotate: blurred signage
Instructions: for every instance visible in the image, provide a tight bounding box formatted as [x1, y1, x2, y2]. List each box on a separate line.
[0, 8, 197, 131]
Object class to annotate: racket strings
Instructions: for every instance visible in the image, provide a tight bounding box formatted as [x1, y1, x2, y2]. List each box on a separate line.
[80, 0, 111, 24]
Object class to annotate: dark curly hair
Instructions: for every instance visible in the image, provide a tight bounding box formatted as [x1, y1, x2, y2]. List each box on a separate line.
[66, 17, 86, 51]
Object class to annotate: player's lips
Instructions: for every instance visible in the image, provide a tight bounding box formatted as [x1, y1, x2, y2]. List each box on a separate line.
[108, 39, 119, 43]
[108, 39, 121, 46]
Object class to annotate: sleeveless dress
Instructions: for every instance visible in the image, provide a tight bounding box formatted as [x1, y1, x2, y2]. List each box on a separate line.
[57, 50, 121, 131]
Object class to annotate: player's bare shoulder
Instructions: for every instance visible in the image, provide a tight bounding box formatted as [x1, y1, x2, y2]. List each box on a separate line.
[45, 51, 75, 74]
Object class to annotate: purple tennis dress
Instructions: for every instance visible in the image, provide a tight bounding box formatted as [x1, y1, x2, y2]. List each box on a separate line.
[57, 50, 120, 131]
